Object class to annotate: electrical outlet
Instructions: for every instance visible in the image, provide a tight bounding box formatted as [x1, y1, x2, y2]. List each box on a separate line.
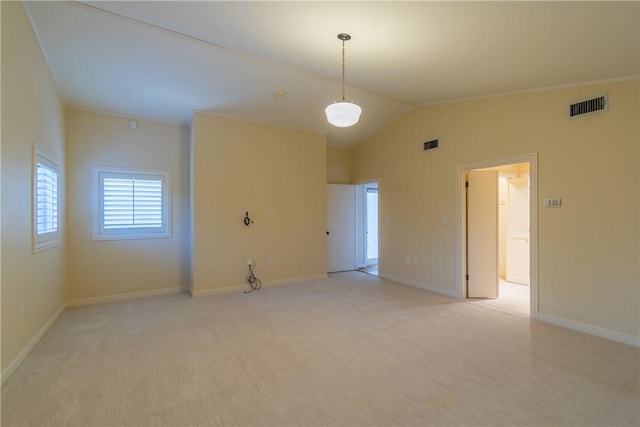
[247, 258, 252, 266]
[406, 255, 411, 263]
[268, 256, 275, 264]
[19, 301, 24, 316]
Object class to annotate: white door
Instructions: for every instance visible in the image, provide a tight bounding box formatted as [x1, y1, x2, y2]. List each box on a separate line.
[506, 176, 530, 285]
[467, 170, 499, 298]
[327, 184, 356, 273]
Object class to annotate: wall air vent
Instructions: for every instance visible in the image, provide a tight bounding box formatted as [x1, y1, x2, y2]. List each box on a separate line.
[423, 139, 439, 151]
[569, 94, 607, 118]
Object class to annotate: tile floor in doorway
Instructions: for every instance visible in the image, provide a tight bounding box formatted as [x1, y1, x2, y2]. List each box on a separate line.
[471, 279, 530, 317]
[357, 265, 379, 276]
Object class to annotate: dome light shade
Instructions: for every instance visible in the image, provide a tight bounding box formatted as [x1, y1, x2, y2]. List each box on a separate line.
[325, 101, 362, 127]
[326, 33, 361, 128]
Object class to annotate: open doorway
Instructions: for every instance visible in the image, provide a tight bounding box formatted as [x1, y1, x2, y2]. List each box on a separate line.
[457, 154, 538, 318]
[357, 181, 378, 276]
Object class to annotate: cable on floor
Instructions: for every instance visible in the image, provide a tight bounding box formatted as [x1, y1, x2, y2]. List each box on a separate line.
[245, 263, 262, 294]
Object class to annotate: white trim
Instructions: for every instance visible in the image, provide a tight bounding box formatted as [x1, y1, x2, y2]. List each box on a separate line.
[456, 153, 539, 318]
[418, 75, 639, 108]
[91, 165, 172, 241]
[66, 286, 186, 307]
[536, 313, 640, 348]
[65, 106, 190, 127]
[22, 3, 65, 101]
[32, 146, 61, 253]
[1, 303, 66, 386]
[380, 273, 459, 298]
[191, 274, 328, 297]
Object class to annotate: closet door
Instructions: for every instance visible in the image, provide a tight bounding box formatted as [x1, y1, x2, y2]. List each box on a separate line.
[467, 170, 498, 298]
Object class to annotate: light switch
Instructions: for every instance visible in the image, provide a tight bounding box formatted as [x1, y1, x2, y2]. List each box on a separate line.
[544, 198, 561, 208]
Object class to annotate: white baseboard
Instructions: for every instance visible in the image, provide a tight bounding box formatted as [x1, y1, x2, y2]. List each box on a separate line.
[380, 273, 459, 298]
[66, 286, 186, 307]
[536, 312, 640, 347]
[191, 283, 245, 297]
[191, 273, 328, 298]
[1, 302, 66, 386]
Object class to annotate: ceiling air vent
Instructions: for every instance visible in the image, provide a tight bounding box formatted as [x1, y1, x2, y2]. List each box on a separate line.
[569, 94, 607, 118]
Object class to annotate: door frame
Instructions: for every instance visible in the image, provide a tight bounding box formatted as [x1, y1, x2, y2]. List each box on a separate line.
[365, 185, 379, 266]
[355, 178, 380, 270]
[456, 153, 538, 318]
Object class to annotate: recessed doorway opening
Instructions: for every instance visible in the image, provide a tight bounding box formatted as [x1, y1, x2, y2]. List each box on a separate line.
[457, 154, 538, 318]
[357, 181, 379, 276]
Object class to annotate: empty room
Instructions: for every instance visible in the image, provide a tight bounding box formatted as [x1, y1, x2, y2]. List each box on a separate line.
[2, 1, 639, 426]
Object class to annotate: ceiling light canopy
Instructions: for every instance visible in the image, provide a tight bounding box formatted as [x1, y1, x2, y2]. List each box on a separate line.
[325, 33, 361, 128]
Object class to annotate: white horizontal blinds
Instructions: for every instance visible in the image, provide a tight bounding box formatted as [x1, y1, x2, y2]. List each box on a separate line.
[102, 175, 164, 229]
[35, 161, 59, 235]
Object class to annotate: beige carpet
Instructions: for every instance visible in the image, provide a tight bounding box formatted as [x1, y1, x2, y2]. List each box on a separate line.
[2, 272, 639, 426]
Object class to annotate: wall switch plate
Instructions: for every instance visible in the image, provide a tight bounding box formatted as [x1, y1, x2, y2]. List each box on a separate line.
[544, 198, 561, 208]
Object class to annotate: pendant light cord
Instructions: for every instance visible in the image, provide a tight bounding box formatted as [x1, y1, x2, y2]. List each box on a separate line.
[341, 39, 346, 101]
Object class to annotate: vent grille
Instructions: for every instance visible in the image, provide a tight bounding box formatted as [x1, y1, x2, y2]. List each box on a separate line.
[569, 94, 607, 118]
[423, 139, 439, 151]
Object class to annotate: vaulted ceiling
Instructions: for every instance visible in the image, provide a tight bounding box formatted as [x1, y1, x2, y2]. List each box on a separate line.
[24, 1, 639, 147]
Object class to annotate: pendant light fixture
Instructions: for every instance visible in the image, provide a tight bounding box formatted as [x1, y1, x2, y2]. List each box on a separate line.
[325, 33, 361, 127]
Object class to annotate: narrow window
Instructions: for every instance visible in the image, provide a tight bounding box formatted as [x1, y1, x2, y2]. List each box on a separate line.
[33, 147, 60, 252]
[92, 166, 171, 240]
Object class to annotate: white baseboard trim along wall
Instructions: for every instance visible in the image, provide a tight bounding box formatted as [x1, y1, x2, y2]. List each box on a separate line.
[1, 303, 66, 386]
[191, 274, 328, 298]
[66, 286, 186, 308]
[379, 272, 639, 348]
[380, 273, 460, 298]
[4, 273, 637, 386]
[2, 286, 186, 386]
[536, 313, 639, 348]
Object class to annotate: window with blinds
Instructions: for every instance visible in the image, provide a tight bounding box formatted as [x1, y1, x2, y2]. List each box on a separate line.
[92, 167, 171, 240]
[33, 147, 60, 252]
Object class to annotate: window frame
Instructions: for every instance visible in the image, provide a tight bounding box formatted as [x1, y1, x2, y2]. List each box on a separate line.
[33, 146, 61, 252]
[92, 166, 171, 241]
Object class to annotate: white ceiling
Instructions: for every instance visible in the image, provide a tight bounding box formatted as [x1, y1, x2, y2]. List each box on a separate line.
[24, 1, 639, 148]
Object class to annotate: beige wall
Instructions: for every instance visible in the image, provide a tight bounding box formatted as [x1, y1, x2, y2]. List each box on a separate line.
[65, 109, 190, 301]
[1, 2, 67, 376]
[327, 146, 353, 184]
[191, 113, 327, 293]
[353, 79, 639, 338]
